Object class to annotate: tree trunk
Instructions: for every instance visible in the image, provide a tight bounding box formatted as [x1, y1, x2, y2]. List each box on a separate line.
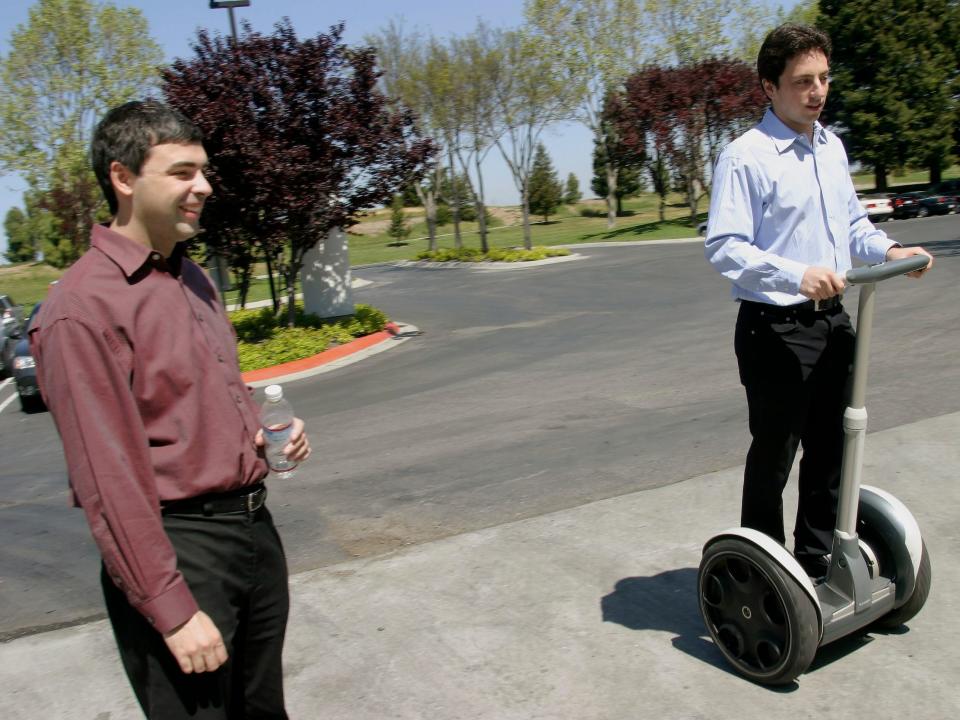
[521, 185, 533, 250]
[415, 185, 439, 252]
[237, 262, 252, 309]
[285, 266, 297, 328]
[687, 177, 699, 227]
[929, 161, 942, 186]
[474, 152, 489, 253]
[264, 250, 279, 314]
[448, 149, 462, 250]
[605, 161, 618, 229]
[875, 164, 888, 192]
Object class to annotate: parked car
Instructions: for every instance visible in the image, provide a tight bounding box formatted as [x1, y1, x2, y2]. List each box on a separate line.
[891, 190, 958, 218]
[5, 303, 44, 412]
[931, 178, 960, 195]
[0, 322, 8, 378]
[857, 193, 893, 222]
[0, 294, 24, 337]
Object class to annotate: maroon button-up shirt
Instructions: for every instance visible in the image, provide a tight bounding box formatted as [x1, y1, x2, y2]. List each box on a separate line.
[30, 224, 268, 634]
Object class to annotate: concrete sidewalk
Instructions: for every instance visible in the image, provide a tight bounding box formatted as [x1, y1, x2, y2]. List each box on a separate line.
[2, 412, 958, 719]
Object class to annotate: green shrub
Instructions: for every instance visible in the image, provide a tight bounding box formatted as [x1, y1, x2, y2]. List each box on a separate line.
[417, 246, 570, 263]
[232, 302, 390, 372]
[579, 207, 606, 218]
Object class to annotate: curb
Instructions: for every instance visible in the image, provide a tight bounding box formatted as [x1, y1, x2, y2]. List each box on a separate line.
[241, 322, 420, 388]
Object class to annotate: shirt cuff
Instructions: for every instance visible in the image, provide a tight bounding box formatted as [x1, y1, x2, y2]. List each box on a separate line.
[135, 578, 200, 635]
[777, 257, 808, 295]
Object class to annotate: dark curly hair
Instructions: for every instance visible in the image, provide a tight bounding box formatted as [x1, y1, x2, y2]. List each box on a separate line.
[91, 99, 204, 214]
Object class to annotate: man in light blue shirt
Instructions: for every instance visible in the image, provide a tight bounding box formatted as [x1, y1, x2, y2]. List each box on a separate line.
[705, 24, 932, 578]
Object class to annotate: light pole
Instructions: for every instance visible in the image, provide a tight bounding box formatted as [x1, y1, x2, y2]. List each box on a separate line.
[208, 1, 250, 41]
[205, 2, 251, 305]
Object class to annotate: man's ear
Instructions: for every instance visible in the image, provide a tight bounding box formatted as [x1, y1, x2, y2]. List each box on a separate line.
[761, 78, 775, 102]
[110, 161, 136, 202]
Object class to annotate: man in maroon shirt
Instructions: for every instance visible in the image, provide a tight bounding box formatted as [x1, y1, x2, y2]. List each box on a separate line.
[30, 100, 310, 719]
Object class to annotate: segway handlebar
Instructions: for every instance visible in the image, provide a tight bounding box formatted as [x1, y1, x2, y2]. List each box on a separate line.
[845, 255, 929, 285]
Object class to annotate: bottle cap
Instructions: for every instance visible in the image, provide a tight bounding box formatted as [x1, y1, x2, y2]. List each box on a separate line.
[265, 384, 283, 401]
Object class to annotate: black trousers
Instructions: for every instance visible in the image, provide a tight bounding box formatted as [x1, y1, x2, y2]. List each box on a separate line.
[734, 301, 855, 574]
[102, 506, 289, 719]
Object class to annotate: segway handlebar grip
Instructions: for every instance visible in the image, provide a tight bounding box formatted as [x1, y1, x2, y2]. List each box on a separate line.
[845, 255, 929, 285]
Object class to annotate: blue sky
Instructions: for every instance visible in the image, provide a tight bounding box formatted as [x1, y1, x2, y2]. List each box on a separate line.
[0, 0, 792, 259]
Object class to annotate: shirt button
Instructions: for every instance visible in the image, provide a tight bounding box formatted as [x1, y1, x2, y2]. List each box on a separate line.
[235, 394, 242, 404]
[217, 354, 224, 363]
[150, 253, 160, 261]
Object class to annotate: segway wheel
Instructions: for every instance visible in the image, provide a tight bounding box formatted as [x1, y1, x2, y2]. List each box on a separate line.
[873, 539, 932, 629]
[699, 539, 819, 684]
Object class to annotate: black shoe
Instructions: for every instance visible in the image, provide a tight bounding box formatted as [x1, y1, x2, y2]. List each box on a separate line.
[795, 553, 829, 580]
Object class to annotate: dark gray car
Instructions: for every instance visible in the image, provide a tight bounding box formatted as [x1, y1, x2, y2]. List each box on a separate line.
[3, 303, 43, 411]
[0, 294, 24, 338]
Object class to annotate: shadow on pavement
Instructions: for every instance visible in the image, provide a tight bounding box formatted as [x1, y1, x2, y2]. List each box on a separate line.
[601, 567, 806, 693]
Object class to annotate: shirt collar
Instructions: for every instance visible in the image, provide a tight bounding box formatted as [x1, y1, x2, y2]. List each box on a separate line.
[91, 224, 185, 278]
[760, 108, 827, 153]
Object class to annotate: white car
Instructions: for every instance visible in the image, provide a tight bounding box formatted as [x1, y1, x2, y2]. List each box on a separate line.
[857, 193, 893, 222]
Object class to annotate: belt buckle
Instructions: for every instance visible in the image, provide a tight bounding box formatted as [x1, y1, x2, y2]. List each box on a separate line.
[814, 299, 821, 312]
[246, 486, 266, 513]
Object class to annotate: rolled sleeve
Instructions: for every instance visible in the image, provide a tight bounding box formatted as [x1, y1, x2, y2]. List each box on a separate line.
[33, 306, 198, 634]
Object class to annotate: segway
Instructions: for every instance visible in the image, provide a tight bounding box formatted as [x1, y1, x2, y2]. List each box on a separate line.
[698, 255, 933, 685]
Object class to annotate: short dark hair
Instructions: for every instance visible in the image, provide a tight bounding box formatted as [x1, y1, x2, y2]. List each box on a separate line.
[757, 24, 831, 89]
[91, 99, 204, 214]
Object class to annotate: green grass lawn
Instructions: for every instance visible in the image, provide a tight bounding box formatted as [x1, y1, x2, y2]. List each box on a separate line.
[851, 164, 960, 192]
[8, 165, 957, 310]
[0, 263, 63, 314]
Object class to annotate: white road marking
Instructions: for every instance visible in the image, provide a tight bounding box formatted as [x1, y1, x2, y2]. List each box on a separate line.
[0, 391, 18, 414]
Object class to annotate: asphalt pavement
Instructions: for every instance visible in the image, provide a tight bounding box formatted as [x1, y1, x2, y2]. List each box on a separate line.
[0, 217, 958, 718]
[1, 410, 957, 719]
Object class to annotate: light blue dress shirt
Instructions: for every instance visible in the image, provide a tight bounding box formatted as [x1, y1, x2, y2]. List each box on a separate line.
[705, 109, 895, 306]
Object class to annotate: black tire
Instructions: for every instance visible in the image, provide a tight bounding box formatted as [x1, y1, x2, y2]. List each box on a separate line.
[916, 206, 929, 218]
[18, 392, 44, 413]
[698, 538, 820, 684]
[873, 540, 932, 630]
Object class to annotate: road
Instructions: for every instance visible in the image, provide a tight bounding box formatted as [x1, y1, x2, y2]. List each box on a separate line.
[0, 214, 957, 640]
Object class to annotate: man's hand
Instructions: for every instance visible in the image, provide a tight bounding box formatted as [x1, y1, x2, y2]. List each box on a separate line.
[886, 245, 933, 278]
[800, 266, 846, 300]
[163, 611, 228, 674]
[255, 417, 311, 465]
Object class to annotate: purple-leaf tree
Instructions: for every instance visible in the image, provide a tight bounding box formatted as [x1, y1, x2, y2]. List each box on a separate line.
[618, 59, 765, 226]
[162, 19, 433, 325]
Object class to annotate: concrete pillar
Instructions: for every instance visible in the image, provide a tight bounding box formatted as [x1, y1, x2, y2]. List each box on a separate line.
[300, 227, 354, 319]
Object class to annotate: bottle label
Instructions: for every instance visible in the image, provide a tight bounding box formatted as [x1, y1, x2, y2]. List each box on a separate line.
[263, 422, 293, 447]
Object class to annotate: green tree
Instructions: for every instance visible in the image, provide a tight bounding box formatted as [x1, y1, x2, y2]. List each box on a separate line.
[564, 172, 582, 204]
[645, 0, 775, 65]
[486, 29, 578, 248]
[3, 207, 35, 263]
[820, 0, 959, 189]
[386, 194, 411, 246]
[3, 190, 58, 264]
[524, 0, 646, 229]
[368, 24, 453, 252]
[528, 144, 564, 222]
[0, 0, 162, 265]
[591, 139, 641, 215]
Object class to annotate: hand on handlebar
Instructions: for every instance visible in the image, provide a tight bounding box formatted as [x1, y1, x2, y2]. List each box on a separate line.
[885, 246, 933, 278]
[800, 266, 846, 300]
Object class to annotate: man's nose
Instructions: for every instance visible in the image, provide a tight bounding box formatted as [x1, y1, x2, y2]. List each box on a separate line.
[195, 171, 213, 198]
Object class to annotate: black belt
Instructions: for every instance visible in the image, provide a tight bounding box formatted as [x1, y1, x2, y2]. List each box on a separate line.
[741, 295, 843, 317]
[161, 483, 267, 516]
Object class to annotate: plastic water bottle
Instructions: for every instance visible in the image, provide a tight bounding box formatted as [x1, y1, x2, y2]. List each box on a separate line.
[261, 384, 297, 479]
